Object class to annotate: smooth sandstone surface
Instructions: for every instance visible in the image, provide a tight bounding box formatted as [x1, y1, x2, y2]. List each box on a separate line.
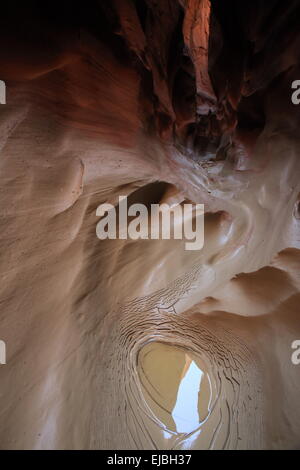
[0, 1, 300, 449]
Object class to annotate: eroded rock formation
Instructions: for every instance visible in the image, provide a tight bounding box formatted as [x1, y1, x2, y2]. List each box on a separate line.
[0, 0, 300, 449]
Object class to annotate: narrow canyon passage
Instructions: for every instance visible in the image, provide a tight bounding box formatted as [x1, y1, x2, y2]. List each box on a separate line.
[0, 0, 300, 450]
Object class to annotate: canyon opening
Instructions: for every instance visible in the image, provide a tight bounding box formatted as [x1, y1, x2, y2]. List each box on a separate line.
[0, 0, 300, 453]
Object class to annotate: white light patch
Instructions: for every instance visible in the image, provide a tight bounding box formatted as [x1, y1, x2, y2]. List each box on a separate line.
[172, 359, 203, 433]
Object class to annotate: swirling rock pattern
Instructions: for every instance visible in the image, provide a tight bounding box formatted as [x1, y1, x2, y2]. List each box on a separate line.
[0, 0, 300, 449]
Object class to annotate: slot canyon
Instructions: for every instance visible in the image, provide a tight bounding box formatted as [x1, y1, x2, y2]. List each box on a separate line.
[0, 0, 300, 450]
